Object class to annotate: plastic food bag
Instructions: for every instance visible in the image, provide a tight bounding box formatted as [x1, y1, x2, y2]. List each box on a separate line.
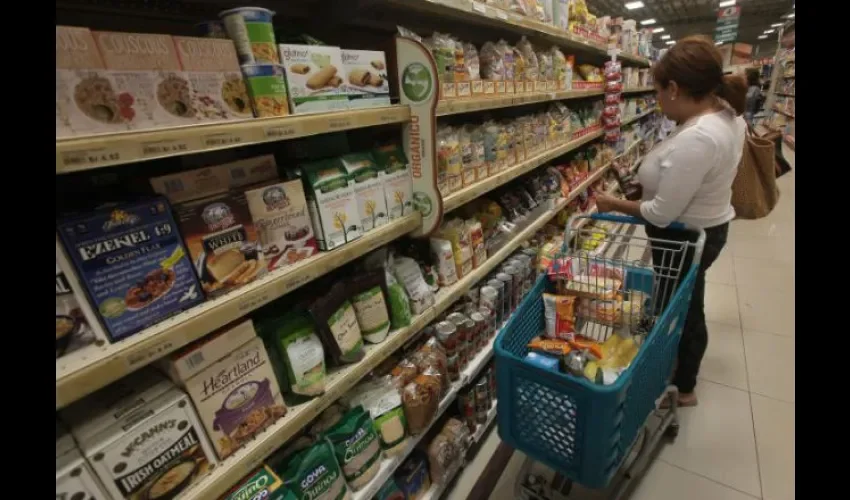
[517, 37, 539, 81]
[496, 40, 516, 82]
[464, 42, 480, 80]
[459, 126, 477, 187]
[480, 41, 505, 81]
[437, 126, 462, 194]
[430, 238, 459, 286]
[392, 256, 435, 314]
[323, 406, 384, 491]
[537, 50, 553, 81]
[543, 293, 577, 340]
[430, 32, 457, 83]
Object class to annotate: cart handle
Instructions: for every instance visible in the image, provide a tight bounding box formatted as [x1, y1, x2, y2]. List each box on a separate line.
[586, 213, 687, 231]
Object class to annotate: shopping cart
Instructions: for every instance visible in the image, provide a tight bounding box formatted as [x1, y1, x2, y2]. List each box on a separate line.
[494, 213, 706, 499]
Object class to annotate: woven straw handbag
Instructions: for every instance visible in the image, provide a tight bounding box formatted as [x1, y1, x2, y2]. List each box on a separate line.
[731, 126, 780, 219]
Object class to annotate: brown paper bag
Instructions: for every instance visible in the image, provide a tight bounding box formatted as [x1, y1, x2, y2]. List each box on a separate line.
[731, 126, 780, 219]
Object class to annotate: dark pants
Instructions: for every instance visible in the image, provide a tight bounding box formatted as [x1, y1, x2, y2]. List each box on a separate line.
[645, 222, 729, 394]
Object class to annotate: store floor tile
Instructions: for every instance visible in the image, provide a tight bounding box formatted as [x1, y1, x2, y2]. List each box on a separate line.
[737, 285, 795, 338]
[743, 330, 796, 403]
[751, 394, 796, 500]
[698, 322, 749, 391]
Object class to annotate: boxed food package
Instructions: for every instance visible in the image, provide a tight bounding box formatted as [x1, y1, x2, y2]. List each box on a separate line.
[245, 180, 319, 272]
[219, 7, 279, 64]
[56, 198, 205, 342]
[56, 237, 109, 357]
[279, 44, 350, 113]
[71, 387, 217, 500]
[150, 154, 279, 204]
[395, 450, 431, 500]
[340, 152, 389, 232]
[56, 26, 115, 137]
[223, 465, 296, 500]
[160, 319, 258, 382]
[93, 30, 199, 129]
[176, 335, 287, 460]
[300, 159, 363, 250]
[174, 191, 267, 298]
[173, 36, 254, 120]
[371, 144, 414, 221]
[341, 49, 391, 108]
[56, 447, 111, 500]
[56, 420, 76, 458]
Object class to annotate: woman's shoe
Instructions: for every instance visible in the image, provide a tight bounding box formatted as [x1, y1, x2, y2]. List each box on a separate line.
[659, 391, 698, 409]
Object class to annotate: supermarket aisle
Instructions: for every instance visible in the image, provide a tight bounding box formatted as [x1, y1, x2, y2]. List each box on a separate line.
[448, 171, 795, 500]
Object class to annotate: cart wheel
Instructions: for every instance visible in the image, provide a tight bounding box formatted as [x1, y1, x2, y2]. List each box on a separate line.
[665, 422, 680, 439]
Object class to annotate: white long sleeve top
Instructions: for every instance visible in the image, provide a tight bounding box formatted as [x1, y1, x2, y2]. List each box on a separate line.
[637, 109, 746, 228]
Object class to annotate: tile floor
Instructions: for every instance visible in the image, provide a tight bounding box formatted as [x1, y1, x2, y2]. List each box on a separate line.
[448, 170, 795, 500]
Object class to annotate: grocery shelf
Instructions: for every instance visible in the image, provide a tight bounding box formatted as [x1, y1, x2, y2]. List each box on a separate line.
[434, 162, 611, 314]
[623, 86, 655, 94]
[470, 402, 498, 445]
[388, 0, 651, 67]
[55, 213, 421, 410]
[174, 310, 437, 500]
[622, 109, 656, 127]
[436, 89, 604, 116]
[773, 107, 795, 119]
[443, 129, 605, 212]
[55, 105, 411, 173]
[775, 92, 795, 97]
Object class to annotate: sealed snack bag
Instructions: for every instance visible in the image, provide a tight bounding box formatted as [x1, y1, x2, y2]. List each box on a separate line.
[543, 293, 577, 340]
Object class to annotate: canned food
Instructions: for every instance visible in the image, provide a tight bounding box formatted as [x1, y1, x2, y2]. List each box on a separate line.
[512, 254, 533, 295]
[479, 286, 499, 321]
[447, 313, 471, 369]
[486, 279, 506, 324]
[463, 318, 478, 357]
[495, 274, 514, 317]
[458, 391, 476, 432]
[470, 311, 487, 351]
[488, 366, 497, 399]
[477, 306, 496, 338]
[522, 247, 539, 273]
[475, 378, 490, 405]
[501, 267, 522, 312]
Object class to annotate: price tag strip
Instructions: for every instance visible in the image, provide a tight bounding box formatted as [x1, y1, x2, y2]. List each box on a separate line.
[56, 106, 411, 173]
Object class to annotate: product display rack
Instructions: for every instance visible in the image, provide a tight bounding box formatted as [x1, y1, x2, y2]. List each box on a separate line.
[55, 1, 655, 498]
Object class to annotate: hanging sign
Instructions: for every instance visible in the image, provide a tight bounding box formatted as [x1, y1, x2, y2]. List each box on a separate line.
[714, 5, 741, 43]
[395, 35, 442, 237]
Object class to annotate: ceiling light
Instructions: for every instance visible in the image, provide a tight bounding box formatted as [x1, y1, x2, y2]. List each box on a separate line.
[665, 40, 675, 45]
[624, 1, 645, 9]
[653, 27, 665, 33]
[661, 34, 670, 40]
[719, 0, 736, 7]
[764, 29, 775, 33]
[715, 42, 723, 46]
[771, 23, 783, 27]
[758, 35, 768, 39]
[640, 18, 656, 25]
[788, 13, 795, 18]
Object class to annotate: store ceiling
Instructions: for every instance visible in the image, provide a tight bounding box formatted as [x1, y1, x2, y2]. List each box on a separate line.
[586, 0, 794, 48]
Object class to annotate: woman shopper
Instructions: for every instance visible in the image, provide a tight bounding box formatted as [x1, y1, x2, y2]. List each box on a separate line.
[595, 36, 747, 408]
[744, 69, 762, 126]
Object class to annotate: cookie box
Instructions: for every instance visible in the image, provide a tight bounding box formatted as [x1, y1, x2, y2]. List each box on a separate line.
[57, 198, 205, 342]
[341, 49, 390, 109]
[279, 44, 350, 114]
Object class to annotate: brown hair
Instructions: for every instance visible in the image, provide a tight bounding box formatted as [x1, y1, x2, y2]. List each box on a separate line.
[653, 35, 747, 115]
[745, 69, 760, 86]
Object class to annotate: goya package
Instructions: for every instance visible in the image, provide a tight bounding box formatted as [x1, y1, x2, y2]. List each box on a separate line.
[57, 198, 204, 341]
[284, 440, 351, 500]
[323, 406, 384, 491]
[222, 465, 297, 500]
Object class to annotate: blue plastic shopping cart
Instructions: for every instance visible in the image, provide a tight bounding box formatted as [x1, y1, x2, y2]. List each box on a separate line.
[495, 213, 706, 499]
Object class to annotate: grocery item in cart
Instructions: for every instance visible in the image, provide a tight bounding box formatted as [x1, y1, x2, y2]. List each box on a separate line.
[246, 180, 318, 272]
[543, 293, 577, 340]
[57, 198, 204, 342]
[324, 405, 385, 490]
[219, 7, 279, 64]
[175, 190, 267, 298]
[173, 36, 254, 120]
[527, 336, 572, 357]
[283, 440, 352, 500]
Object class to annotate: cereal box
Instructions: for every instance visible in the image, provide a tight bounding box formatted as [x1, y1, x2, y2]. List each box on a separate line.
[173, 36, 254, 121]
[279, 44, 350, 114]
[57, 198, 204, 342]
[56, 236, 110, 358]
[340, 49, 390, 108]
[174, 191, 267, 298]
[245, 180, 319, 271]
[93, 31, 201, 129]
[56, 447, 111, 500]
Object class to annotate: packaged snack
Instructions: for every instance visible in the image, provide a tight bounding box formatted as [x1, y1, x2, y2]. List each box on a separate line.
[309, 403, 347, 439]
[436, 126, 462, 195]
[257, 311, 327, 397]
[527, 336, 572, 356]
[241, 63, 291, 117]
[430, 238, 459, 286]
[577, 64, 603, 82]
[467, 219, 487, 268]
[537, 50, 553, 82]
[467, 125, 488, 181]
[350, 270, 392, 344]
[438, 218, 473, 279]
[341, 49, 391, 108]
[375, 477, 405, 500]
[324, 406, 384, 491]
[344, 376, 409, 458]
[57, 198, 204, 341]
[524, 351, 561, 372]
[300, 158, 363, 250]
[551, 47, 568, 89]
[479, 42, 505, 81]
[427, 433, 457, 484]
[222, 465, 296, 500]
[309, 282, 365, 365]
[392, 255, 436, 314]
[340, 152, 389, 232]
[402, 375, 439, 435]
[429, 32, 457, 83]
[464, 42, 481, 81]
[245, 180, 318, 272]
[391, 357, 420, 389]
[517, 37, 539, 82]
[459, 126, 477, 187]
[395, 450, 431, 499]
[219, 7, 279, 64]
[495, 40, 516, 82]
[278, 43, 350, 113]
[283, 441, 351, 500]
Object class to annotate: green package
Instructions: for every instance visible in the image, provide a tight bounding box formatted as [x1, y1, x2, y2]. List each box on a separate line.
[323, 406, 384, 490]
[284, 441, 350, 500]
[222, 465, 297, 500]
[257, 311, 327, 398]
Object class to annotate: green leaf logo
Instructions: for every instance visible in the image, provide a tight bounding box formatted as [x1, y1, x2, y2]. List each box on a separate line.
[402, 62, 433, 103]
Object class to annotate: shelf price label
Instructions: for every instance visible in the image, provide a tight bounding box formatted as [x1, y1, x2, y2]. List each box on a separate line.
[140, 139, 191, 158]
[264, 123, 303, 140]
[60, 147, 123, 171]
[327, 117, 354, 131]
[202, 132, 243, 148]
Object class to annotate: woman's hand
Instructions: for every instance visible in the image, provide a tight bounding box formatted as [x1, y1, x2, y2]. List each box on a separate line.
[595, 195, 618, 214]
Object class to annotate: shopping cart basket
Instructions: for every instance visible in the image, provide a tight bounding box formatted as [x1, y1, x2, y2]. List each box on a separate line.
[495, 213, 706, 496]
